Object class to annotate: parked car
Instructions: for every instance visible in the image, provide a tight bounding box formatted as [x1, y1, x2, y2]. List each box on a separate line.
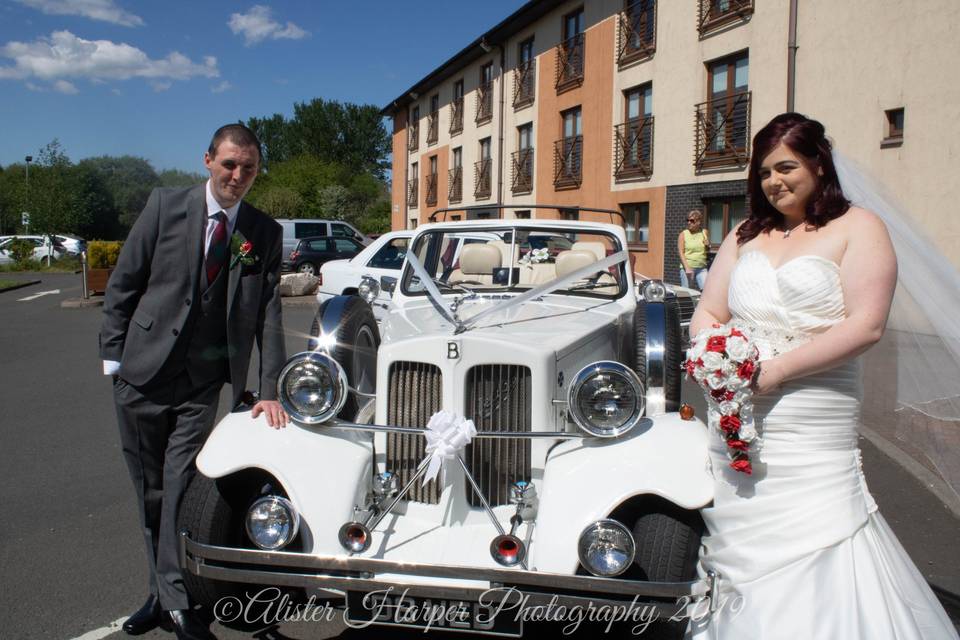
[178, 208, 714, 637]
[276, 219, 370, 258]
[316, 230, 413, 321]
[53, 234, 86, 255]
[0, 236, 66, 265]
[282, 236, 365, 275]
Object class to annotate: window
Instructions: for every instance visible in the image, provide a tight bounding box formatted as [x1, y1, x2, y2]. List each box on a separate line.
[883, 108, 904, 147]
[408, 105, 420, 152]
[367, 237, 409, 270]
[616, 83, 654, 179]
[476, 138, 492, 199]
[331, 223, 355, 238]
[705, 197, 747, 247]
[450, 214, 462, 221]
[426, 155, 439, 206]
[408, 219, 418, 229]
[480, 137, 491, 161]
[451, 80, 464, 135]
[698, 0, 753, 36]
[307, 239, 329, 252]
[477, 62, 494, 124]
[561, 209, 579, 221]
[618, 0, 656, 66]
[555, 106, 583, 187]
[333, 238, 361, 253]
[427, 94, 439, 145]
[295, 223, 327, 238]
[515, 210, 531, 219]
[514, 37, 536, 108]
[449, 147, 463, 203]
[622, 203, 649, 248]
[695, 51, 751, 170]
[513, 123, 534, 194]
[557, 8, 585, 91]
[407, 162, 419, 208]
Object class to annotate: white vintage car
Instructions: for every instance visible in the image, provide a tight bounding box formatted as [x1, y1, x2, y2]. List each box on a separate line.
[178, 209, 716, 636]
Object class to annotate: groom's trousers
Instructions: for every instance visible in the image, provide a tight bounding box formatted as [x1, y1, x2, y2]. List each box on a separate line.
[113, 373, 222, 611]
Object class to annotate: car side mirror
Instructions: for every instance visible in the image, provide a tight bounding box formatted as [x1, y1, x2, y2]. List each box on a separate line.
[380, 276, 397, 294]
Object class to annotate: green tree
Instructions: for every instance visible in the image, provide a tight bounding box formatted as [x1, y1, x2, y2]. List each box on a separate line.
[158, 168, 205, 187]
[246, 113, 294, 169]
[256, 186, 304, 219]
[78, 155, 160, 231]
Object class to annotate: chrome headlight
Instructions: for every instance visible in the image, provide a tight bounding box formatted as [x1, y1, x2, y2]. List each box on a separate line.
[358, 276, 380, 304]
[277, 352, 347, 424]
[577, 519, 636, 577]
[245, 496, 299, 550]
[567, 361, 645, 437]
[639, 279, 666, 302]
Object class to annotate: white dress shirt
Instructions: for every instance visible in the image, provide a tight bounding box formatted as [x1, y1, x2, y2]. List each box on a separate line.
[103, 181, 243, 375]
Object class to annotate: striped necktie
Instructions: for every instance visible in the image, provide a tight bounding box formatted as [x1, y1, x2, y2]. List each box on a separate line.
[205, 212, 228, 284]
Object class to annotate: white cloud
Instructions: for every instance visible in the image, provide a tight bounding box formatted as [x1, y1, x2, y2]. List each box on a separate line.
[228, 5, 308, 46]
[15, 0, 144, 27]
[211, 80, 232, 93]
[0, 30, 219, 92]
[150, 80, 171, 92]
[52, 79, 78, 93]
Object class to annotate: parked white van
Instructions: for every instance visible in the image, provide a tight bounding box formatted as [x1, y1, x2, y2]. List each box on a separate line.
[276, 219, 369, 257]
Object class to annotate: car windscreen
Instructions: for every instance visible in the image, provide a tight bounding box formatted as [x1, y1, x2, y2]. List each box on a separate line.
[401, 226, 626, 298]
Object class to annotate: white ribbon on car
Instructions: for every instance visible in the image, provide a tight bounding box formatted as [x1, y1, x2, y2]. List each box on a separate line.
[457, 250, 629, 332]
[404, 249, 458, 327]
[423, 410, 477, 483]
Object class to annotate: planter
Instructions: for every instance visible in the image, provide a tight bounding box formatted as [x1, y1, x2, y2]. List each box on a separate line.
[87, 267, 114, 295]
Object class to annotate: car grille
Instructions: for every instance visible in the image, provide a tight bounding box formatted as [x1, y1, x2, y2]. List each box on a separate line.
[386, 361, 443, 504]
[463, 364, 532, 507]
[385, 362, 533, 508]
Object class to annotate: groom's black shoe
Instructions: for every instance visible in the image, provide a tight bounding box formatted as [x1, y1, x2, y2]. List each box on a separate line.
[167, 609, 217, 640]
[121, 595, 164, 635]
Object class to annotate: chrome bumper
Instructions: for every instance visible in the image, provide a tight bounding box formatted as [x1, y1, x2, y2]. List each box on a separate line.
[179, 532, 714, 618]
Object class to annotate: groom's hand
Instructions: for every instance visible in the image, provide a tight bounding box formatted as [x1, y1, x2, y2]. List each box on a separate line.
[252, 400, 289, 429]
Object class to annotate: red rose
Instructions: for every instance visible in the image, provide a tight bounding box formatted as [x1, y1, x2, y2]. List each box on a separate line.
[730, 458, 753, 474]
[240, 241, 253, 253]
[726, 438, 750, 451]
[724, 390, 736, 401]
[711, 389, 728, 401]
[685, 359, 697, 378]
[737, 360, 756, 381]
[729, 328, 745, 338]
[719, 415, 741, 433]
[706, 336, 727, 353]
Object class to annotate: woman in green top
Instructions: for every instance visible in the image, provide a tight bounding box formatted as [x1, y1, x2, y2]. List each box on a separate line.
[678, 209, 710, 290]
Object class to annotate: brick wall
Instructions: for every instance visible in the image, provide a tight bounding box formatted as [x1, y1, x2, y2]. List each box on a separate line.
[663, 179, 748, 285]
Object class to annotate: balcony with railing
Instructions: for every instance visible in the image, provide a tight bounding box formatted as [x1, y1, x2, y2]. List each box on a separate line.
[448, 167, 462, 203]
[450, 97, 463, 135]
[617, 1, 656, 67]
[553, 136, 582, 189]
[425, 173, 438, 206]
[408, 121, 419, 152]
[426, 111, 438, 145]
[511, 148, 534, 194]
[474, 158, 492, 200]
[698, 0, 753, 36]
[614, 115, 654, 180]
[694, 91, 751, 171]
[476, 83, 493, 125]
[555, 34, 584, 93]
[406, 178, 418, 208]
[513, 60, 536, 109]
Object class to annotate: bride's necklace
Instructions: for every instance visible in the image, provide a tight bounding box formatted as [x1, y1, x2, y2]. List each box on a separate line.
[782, 221, 803, 238]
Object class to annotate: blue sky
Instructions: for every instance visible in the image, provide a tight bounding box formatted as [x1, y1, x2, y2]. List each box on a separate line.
[0, 0, 524, 173]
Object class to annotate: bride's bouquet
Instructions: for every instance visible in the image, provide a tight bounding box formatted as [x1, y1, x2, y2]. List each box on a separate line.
[684, 324, 761, 475]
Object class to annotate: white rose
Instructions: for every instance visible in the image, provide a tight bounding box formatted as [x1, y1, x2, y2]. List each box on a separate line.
[739, 420, 757, 441]
[725, 335, 749, 361]
[706, 370, 727, 390]
[719, 400, 740, 416]
[721, 360, 738, 378]
[726, 375, 749, 390]
[701, 351, 724, 371]
[688, 339, 706, 362]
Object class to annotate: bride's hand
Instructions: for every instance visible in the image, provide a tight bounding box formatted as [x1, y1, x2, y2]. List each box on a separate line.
[752, 360, 785, 395]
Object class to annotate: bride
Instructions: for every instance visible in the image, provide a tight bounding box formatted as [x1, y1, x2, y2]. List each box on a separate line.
[686, 113, 958, 639]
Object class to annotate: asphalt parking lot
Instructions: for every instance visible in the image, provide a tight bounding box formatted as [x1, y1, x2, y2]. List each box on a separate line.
[1, 272, 957, 639]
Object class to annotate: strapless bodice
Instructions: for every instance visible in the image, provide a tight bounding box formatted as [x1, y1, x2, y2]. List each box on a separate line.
[729, 251, 846, 358]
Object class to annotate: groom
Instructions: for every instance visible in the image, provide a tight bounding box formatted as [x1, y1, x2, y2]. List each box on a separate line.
[99, 124, 288, 640]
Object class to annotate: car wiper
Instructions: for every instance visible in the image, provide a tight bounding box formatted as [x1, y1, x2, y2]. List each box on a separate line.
[567, 281, 617, 291]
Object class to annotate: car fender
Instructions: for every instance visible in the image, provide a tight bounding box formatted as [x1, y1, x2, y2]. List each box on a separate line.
[531, 413, 713, 573]
[196, 411, 374, 554]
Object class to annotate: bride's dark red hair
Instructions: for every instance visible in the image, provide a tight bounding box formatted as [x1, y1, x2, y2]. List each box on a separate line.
[738, 113, 850, 245]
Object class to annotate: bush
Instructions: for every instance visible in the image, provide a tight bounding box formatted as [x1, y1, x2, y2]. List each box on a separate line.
[8, 239, 36, 264]
[88, 240, 123, 268]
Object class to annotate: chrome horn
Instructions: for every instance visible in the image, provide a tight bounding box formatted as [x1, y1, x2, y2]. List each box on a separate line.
[489, 480, 536, 567]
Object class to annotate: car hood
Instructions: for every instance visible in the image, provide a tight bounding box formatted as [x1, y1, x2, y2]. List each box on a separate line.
[382, 295, 626, 351]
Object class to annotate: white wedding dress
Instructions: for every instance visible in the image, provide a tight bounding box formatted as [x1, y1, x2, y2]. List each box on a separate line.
[687, 250, 958, 640]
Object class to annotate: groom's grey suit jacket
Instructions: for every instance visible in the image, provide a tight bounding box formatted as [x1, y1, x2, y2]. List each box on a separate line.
[99, 183, 286, 405]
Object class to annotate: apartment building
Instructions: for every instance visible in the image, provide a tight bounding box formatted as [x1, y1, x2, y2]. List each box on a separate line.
[383, 0, 960, 280]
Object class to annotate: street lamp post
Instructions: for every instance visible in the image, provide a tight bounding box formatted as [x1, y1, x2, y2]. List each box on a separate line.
[24, 155, 32, 235]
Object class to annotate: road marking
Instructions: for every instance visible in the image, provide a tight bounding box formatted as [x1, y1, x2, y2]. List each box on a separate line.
[17, 289, 60, 301]
[69, 616, 126, 640]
